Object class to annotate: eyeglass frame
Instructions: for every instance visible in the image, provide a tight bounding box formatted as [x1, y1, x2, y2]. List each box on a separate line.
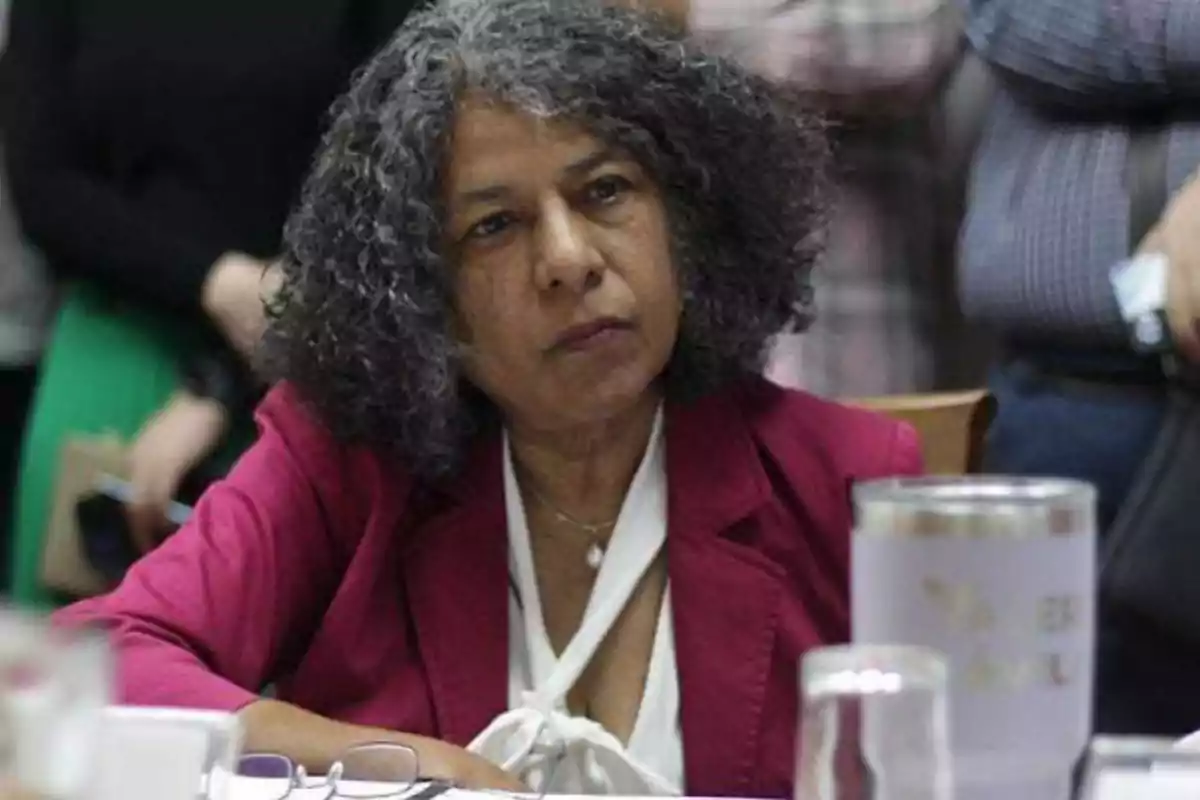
[232, 742, 422, 800]
[228, 739, 568, 800]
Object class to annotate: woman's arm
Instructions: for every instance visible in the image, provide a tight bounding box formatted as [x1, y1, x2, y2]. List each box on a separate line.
[0, 0, 231, 314]
[55, 386, 522, 788]
[962, 0, 1200, 110]
[54, 387, 350, 710]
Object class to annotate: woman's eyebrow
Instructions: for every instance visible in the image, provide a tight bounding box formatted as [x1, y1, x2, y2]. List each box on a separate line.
[452, 148, 620, 208]
[453, 184, 512, 207]
[561, 147, 617, 179]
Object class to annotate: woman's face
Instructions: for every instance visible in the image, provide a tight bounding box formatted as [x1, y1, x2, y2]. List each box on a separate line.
[445, 98, 681, 432]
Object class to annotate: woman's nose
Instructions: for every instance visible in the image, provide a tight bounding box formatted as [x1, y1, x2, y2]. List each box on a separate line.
[533, 198, 604, 293]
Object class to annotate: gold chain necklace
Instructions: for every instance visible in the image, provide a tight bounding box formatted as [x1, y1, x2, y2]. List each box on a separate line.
[524, 483, 616, 570]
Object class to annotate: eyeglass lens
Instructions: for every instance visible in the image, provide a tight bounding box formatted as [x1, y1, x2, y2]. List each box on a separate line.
[238, 754, 295, 779]
[335, 744, 420, 798]
[236, 754, 296, 800]
[234, 745, 419, 799]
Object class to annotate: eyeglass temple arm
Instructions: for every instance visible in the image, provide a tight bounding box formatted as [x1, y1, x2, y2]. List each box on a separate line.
[408, 779, 460, 800]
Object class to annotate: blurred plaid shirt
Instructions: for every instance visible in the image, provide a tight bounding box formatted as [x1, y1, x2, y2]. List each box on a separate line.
[691, 0, 988, 398]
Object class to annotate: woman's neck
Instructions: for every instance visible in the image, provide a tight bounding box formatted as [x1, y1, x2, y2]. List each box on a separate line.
[507, 391, 661, 531]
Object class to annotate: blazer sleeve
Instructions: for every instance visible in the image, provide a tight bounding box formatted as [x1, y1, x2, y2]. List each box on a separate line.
[885, 419, 924, 479]
[52, 387, 361, 711]
[0, 0, 225, 313]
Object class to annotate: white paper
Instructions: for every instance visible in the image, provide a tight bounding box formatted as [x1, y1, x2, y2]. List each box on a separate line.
[1175, 730, 1200, 750]
[95, 724, 211, 800]
[226, 778, 429, 800]
[94, 707, 242, 800]
[224, 781, 753, 800]
[1090, 770, 1200, 800]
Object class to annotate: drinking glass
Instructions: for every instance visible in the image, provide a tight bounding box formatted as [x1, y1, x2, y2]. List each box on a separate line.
[0, 607, 111, 799]
[853, 477, 1097, 800]
[797, 644, 952, 800]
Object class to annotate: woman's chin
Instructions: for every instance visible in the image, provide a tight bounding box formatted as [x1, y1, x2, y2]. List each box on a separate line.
[525, 374, 662, 434]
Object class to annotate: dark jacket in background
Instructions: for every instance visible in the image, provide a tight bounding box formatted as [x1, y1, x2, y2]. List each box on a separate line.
[0, 0, 424, 418]
[0, 0, 422, 317]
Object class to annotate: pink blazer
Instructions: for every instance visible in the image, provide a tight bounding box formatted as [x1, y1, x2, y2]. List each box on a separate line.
[56, 377, 921, 798]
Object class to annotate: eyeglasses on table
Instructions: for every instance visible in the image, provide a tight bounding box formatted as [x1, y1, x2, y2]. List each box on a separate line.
[233, 742, 422, 799]
[228, 740, 565, 800]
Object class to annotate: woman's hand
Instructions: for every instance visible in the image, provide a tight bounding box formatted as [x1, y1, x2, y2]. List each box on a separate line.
[201, 252, 282, 361]
[1139, 174, 1200, 364]
[126, 391, 229, 553]
[415, 736, 527, 792]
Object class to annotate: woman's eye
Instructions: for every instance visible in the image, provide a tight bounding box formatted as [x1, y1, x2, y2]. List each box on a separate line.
[584, 175, 633, 206]
[467, 212, 516, 240]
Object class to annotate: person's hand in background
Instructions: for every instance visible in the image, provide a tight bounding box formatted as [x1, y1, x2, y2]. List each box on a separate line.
[126, 391, 228, 553]
[201, 252, 282, 362]
[1138, 174, 1200, 364]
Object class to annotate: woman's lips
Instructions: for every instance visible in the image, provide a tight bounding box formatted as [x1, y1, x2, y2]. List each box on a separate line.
[552, 317, 634, 352]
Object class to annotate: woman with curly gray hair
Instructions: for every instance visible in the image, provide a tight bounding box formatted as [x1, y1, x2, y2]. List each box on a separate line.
[57, 0, 920, 795]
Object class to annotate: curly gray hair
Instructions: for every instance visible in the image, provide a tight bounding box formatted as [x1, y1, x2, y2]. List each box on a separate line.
[263, 0, 828, 479]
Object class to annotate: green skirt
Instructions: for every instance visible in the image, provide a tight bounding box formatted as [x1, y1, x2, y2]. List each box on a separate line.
[11, 284, 252, 607]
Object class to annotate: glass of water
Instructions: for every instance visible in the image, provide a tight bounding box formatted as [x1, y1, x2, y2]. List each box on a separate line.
[853, 477, 1096, 800]
[0, 607, 111, 799]
[797, 644, 952, 800]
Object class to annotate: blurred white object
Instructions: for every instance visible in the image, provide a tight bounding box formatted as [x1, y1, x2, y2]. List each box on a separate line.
[797, 644, 953, 800]
[94, 707, 242, 800]
[0, 0, 55, 371]
[0, 607, 111, 799]
[1081, 737, 1200, 800]
[852, 477, 1097, 800]
[1177, 730, 1200, 750]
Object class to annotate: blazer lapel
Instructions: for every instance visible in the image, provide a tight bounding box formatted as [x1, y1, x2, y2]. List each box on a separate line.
[402, 386, 792, 782]
[404, 438, 509, 747]
[667, 389, 785, 797]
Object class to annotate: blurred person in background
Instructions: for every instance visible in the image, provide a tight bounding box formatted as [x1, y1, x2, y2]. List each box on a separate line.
[0, 0, 54, 596]
[625, 0, 989, 398]
[0, 0, 421, 605]
[958, 0, 1200, 735]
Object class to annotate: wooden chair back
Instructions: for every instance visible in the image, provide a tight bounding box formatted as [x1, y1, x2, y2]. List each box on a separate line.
[846, 390, 994, 475]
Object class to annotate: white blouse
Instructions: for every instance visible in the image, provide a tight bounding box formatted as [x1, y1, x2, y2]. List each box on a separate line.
[467, 409, 684, 795]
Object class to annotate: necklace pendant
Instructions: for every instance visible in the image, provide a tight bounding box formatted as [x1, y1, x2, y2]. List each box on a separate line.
[586, 542, 605, 570]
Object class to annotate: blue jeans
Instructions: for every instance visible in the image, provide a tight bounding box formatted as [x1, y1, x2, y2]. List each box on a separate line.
[987, 361, 1200, 735]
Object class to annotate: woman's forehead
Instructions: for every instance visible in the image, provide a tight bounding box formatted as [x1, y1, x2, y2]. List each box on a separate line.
[446, 96, 610, 194]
